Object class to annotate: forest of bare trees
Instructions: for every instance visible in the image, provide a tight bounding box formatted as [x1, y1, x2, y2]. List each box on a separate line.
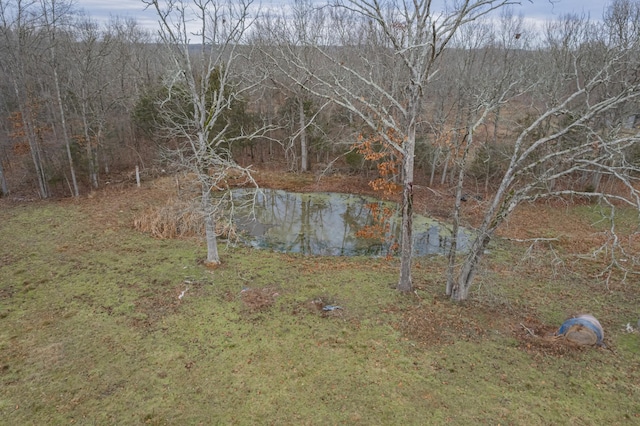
[1, 0, 639, 300]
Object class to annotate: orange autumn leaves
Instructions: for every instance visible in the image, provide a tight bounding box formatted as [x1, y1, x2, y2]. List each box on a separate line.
[352, 129, 403, 258]
[352, 129, 403, 196]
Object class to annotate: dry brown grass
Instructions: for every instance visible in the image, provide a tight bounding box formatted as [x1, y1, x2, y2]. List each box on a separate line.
[133, 196, 238, 241]
[133, 198, 205, 239]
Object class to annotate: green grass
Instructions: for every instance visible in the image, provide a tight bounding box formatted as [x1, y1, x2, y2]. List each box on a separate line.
[574, 203, 640, 234]
[1, 198, 639, 425]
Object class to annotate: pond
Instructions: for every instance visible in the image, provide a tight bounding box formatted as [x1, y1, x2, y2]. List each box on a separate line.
[230, 189, 470, 257]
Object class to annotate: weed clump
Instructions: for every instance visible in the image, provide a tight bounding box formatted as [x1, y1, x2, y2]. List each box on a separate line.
[133, 198, 236, 240]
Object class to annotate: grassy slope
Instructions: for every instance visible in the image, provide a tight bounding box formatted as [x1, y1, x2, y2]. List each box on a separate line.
[1, 189, 639, 425]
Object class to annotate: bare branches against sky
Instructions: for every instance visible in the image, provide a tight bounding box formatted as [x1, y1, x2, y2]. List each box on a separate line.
[79, 0, 607, 32]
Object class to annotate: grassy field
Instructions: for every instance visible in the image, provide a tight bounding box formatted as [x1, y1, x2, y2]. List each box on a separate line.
[1, 179, 639, 425]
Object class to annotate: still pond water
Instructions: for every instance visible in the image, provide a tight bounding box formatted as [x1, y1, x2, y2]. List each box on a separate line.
[230, 189, 470, 257]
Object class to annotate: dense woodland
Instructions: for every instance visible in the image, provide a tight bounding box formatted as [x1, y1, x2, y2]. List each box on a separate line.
[1, 0, 639, 299]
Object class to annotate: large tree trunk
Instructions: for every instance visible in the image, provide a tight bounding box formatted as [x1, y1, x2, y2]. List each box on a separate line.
[446, 165, 465, 296]
[0, 160, 7, 196]
[22, 101, 50, 199]
[81, 88, 99, 189]
[44, 0, 79, 197]
[450, 233, 491, 301]
[53, 66, 79, 197]
[429, 145, 440, 186]
[202, 189, 220, 265]
[11, 79, 49, 198]
[299, 98, 308, 172]
[440, 148, 450, 185]
[397, 120, 416, 292]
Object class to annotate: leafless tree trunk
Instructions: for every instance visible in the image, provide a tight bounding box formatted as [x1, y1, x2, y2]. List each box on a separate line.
[40, 0, 79, 197]
[251, 2, 330, 173]
[79, 86, 98, 188]
[0, 0, 51, 198]
[298, 98, 308, 172]
[448, 10, 640, 300]
[441, 12, 527, 298]
[258, 0, 514, 291]
[143, 0, 264, 265]
[0, 150, 7, 195]
[68, 19, 115, 190]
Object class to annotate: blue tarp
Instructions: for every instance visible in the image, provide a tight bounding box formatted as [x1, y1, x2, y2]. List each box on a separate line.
[557, 315, 604, 346]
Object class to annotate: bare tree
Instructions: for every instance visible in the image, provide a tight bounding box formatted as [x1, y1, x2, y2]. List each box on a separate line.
[435, 15, 526, 298]
[39, 0, 79, 196]
[64, 17, 117, 189]
[143, 0, 263, 265]
[447, 10, 640, 301]
[259, 0, 514, 291]
[251, 1, 333, 172]
[0, 115, 8, 195]
[0, 160, 6, 196]
[0, 0, 51, 198]
[0, 73, 11, 196]
[107, 17, 159, 173]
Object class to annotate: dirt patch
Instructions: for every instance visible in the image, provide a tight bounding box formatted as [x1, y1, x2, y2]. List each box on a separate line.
[131, 280, 205, 330]
[254, 170, 378, 197]
[397, 293, 601, 356]
[0, 285, 14, 301]
[397, 296, 497, 346]
[513, 316, 598, 357]
[0, 253, 18, 267]
[239, 287, 280, 313]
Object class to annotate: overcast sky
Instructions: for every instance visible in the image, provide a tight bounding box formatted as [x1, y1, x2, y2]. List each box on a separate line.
[77, 0, 611, 33]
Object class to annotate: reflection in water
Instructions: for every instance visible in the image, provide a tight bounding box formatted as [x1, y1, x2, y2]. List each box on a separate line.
[230, 189, 470, 256]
